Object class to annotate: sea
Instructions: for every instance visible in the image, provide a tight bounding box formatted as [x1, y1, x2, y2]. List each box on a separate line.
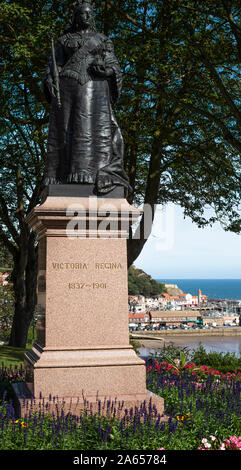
[138, 278, 241, 358]
[156, 278, 241, 300]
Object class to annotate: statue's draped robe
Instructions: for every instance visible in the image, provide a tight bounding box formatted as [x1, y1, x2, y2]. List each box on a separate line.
[43, 31, 130, 194]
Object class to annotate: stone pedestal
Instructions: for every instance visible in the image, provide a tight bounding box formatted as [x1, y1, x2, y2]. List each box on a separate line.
[13, 194, 164, 417]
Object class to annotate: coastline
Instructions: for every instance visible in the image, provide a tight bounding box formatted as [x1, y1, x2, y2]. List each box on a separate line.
[156, 278, 241, 300]
[131, 327, 241, 354]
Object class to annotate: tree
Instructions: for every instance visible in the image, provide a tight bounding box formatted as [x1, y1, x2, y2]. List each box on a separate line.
[105, 0, 241, 264]
[0, 0, 54, 347]
[1, 0, 241, 346]
[128, 265, 166, 296]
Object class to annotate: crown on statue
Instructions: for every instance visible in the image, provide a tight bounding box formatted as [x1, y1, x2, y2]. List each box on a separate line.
[73, 0, 93, 11]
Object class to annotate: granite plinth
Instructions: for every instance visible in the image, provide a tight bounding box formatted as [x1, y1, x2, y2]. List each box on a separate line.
[24, 343, 147, 399]
[12, 194, 165, 418]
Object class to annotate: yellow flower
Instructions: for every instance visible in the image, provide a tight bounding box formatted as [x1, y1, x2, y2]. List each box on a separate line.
[177, 415, 184, 421]
[11, 420, 19, 424]
[21, 421, 28, 428]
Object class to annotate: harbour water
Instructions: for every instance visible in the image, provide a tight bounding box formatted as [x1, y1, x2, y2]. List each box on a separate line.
[137, 278, 241, 358]
[156, 278, 241, 300]
[139, 336, 241, 358]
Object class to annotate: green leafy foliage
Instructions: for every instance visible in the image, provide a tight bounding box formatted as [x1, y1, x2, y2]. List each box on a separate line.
[0, 286, 14, 342]
[128, 265, 167, 296]
[191, 343, 241, 372]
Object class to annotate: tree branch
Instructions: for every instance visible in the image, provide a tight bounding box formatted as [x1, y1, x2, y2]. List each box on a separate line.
[221, 0, 241, 61]
[180, 101, 241, 153]
[6, 112, 39, 164]
[106, 0, 151, 33]
[0, 195, 20, 245]
[198, 49, 241, 129]
[0, 226, 18, 257]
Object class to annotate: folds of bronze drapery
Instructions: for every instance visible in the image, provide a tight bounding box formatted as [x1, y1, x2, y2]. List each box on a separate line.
[43, 31, 131, 196]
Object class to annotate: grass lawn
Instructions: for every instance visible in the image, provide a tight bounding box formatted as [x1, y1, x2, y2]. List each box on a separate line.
[0, 344, 29, 368]
[0, 328, 34, 368]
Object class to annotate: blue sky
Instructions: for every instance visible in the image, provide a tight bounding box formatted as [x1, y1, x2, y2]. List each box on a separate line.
[134, 204, 241, 279]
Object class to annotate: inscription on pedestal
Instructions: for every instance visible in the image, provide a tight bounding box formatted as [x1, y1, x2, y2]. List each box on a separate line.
[42, 237, 130, 348]
[52, 262, 88, 270]
[95, 263, 123, 270]
[51, 261, 123, 292]
[51, 262, 123, 270]
[68, 282, 107, 290]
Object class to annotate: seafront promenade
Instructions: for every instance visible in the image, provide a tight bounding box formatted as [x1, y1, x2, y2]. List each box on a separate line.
[131, 326, 241, 341]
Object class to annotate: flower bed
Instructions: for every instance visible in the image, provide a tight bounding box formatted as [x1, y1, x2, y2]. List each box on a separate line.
[0, 359, 240, 450]
[147, 359, 241, 382]
[146, 357, 241, 450]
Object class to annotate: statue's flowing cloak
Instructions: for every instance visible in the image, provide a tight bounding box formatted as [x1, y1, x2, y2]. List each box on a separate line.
[43, 31, 130, 193]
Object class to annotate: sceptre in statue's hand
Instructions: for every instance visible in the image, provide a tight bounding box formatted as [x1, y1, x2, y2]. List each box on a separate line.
[50, 33, 62, 109]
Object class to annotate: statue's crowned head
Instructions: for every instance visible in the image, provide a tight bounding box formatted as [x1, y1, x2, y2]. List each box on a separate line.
[65, 0, 96, 33]
[73, 0, 93, 12]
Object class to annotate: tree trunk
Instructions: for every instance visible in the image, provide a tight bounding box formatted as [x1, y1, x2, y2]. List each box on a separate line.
[8, 306, 33, 348]
[127, 141, 162, 267]
[8, 232, 38, 348]
[127, 205, 158, 268]
[126, 46, 166, 265]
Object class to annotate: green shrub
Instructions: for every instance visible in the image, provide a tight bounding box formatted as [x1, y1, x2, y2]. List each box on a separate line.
[191, 344, 241, 370]
[149, 343, 191, 363]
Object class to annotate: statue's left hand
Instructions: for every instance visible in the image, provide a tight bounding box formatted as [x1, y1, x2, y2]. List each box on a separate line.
[91, 64, 114, 78]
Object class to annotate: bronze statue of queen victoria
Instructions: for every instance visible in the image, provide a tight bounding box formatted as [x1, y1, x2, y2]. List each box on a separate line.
[43, 0, 130, 195]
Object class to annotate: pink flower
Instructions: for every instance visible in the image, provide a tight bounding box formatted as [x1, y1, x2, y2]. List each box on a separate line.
[201, 438, 211, 449]
[220, 436, 241, 450]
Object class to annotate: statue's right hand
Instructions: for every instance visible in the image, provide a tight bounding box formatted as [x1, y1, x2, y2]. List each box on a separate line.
[46, 79, 57, 99]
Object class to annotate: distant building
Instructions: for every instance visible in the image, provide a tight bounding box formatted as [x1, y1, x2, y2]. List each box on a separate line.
[164, 283, 178, 289]
[128, 312, 149, 326]
[128, 295, 146, 313]
[159, 292, 199, 309]
[202, 315, 239, 326]
[148, 310, 202, 327]
[128, 287, 208, 315]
